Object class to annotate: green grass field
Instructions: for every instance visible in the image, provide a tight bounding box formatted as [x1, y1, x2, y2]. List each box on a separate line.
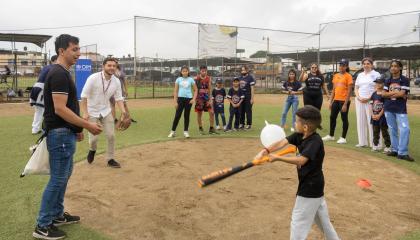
[0, 98, 419, 239]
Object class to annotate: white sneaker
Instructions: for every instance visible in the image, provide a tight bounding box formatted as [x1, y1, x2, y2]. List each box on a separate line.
[371, 145, 381, 152]
[355, 144, 367, 148]
[168, 131, 176, 138]
[322, 135, 335, 141]
[336, 137, 347, 144]
[290, 128, 295, 132]
[383, 147, 392, 153]
[216, 125, 221, 130]
[183, 131, 190, 138]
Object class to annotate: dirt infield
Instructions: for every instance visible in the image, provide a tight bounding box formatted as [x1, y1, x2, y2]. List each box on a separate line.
[66, 138, 420, 240]
[1, 95, 420, 117]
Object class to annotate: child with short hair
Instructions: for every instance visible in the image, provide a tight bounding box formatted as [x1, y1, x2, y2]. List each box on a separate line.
[226, 77, 244, 132]
[212, 78, 227, 131]
[370, 77, 391, 153]
[255, 105, 340, 240]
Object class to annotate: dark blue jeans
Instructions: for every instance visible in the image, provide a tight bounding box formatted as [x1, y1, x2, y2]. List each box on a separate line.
[37, 128, 76, 227]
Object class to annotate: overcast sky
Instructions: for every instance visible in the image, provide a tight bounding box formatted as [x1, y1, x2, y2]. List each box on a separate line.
[1, 0, 419, 58]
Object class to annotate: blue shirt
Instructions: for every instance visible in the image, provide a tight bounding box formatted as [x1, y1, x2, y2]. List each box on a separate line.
[283, 80, 303, 92]
[175, 77, 195, 98]
[239, 74, 256, 98]
[384, 75, 410, 114]
[227, 88, 245, 105]
[212, 88, 226, 111]
[370, 91, 386, 126]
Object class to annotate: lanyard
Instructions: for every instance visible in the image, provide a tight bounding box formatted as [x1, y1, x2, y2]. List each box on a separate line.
[101, 72, 112, 95]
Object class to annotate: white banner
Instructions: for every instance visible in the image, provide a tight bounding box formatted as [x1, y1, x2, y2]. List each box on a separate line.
[198, 24, 237, 58]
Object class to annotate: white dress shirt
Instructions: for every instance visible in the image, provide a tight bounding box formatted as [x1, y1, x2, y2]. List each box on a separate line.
[355, 70, 380, 99]
[81, 71, 123, 118]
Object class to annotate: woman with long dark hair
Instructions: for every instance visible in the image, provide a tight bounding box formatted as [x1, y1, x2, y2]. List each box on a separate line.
[381, 60, 414, 161]
[168, 66, 198, 138]
[280, 69, 303, 132]
[299, 63, 330, 110]
[354, 57, 380, 148]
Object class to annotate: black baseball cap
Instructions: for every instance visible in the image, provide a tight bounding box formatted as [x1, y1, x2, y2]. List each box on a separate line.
[233, 77, 240, 82]
[374, 76, 385, 84]
[338, 59, 349, 66]
[216, 78, 223, 83]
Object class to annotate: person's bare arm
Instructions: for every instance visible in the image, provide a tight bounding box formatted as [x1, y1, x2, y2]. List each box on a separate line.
[269, 154, 309, 166]
[52, 94, 101, 135]
[190, 82, 198, 104]
[80, 97, 88, 120]
[322, 83, 330, 100]
[250, 85, 255, 104]
[254, 138, 290, 160]
[173, 82, 179, 108]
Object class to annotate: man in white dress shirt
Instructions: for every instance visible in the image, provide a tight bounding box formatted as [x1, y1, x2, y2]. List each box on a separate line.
[81, 57, 128, 168]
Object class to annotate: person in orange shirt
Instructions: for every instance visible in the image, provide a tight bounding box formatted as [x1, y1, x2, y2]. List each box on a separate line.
[322, 59, 353, 144]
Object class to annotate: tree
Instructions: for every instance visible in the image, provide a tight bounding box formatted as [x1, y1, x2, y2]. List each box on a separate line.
[250, 50, 267, 58]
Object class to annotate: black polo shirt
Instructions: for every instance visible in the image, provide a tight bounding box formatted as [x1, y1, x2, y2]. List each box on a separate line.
[43, 64, 83, 133]
[286, 132, 325, 198]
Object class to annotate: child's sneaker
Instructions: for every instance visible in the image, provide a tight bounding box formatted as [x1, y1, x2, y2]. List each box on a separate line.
[209, 127, 219, 135]
[336, 137, 347, 144]
[238, 124, 244, 130]
[53, 212, 80, 226]
[397, 155, 415, 162]
[322, 135, 335, 141]
[383, 147, 392, 154]
[216, 125, 221, 130]
[371, 145, 381, 152]
[245, 125, 251, 130]
[225, 128, 232, 132]
[355, 144, 367, 148]
[183, 131, 190, 138]
[199, 127, 205, 135]
[168, 131, 176, 138]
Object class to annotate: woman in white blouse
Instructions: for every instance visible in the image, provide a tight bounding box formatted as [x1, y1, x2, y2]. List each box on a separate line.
[354, 57, 381, 147]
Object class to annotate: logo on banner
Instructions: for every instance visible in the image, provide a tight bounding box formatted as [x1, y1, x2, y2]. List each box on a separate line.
[76, 64, 92, 71]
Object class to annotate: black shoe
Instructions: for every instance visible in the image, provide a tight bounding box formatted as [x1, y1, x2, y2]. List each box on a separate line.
[209, 127, 219, 135]
[87, 150, 96, 164]
[387, 151, 398, 157]
[114, 118, 118, 124]
[131, 118, 137, 123]
[53, 212, 80, 226]
[33, 224, 66, 239]
[199, 127, 205, 135]
[108, 159, 121, 168]
[398, 155, 415, 162]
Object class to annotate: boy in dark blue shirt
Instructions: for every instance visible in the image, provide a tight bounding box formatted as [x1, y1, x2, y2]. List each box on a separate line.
[369, 77, 391, 153]
[382, 60, 414, 162]
[226, 77, 244, 131]
[255, 105, 339, 239]
[212, 78, 227, 131]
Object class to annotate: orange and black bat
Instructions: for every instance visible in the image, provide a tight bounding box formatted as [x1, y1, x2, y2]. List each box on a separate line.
[198, 145, 296, 187]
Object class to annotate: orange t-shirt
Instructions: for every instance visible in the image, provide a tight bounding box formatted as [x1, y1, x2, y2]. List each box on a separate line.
[333, 72, 353, 101]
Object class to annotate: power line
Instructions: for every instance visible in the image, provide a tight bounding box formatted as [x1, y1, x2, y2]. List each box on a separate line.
[0, 18, 132, 32]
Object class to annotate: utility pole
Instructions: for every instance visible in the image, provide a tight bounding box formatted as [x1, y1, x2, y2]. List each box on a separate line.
[263, 36, 270, 89]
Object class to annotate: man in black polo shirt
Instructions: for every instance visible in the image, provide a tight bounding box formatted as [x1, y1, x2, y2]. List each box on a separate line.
[33, 34, 102, 240]
[255, 106, 339, 239]
[238, 65, 255, 130]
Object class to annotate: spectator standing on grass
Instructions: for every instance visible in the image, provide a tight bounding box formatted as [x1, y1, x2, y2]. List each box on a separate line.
[195, 65, 217, 135]
[322, 59, 353, 144]
[354, 57, 381, 148]
[226, 77, 244, 131]
[168, 65, 198, 138]
[29, 55, 57, 134]
[33, 34, 102, 240]
[299, 63, 330, 110]
[212, 78, 227, 131]
[382, 59, 414, 162]
[239, 65, 255, 130]
[280, 69, 303, 132]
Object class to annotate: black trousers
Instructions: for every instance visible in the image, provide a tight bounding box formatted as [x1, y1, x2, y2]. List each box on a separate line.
[373, 124, 391, 147]
[329, 100, 351, 138]
[171, 97, 192, 131]
[227, 105, 241, 129]
[303, 91, 323, 110]
[240, 97, 253, 126]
